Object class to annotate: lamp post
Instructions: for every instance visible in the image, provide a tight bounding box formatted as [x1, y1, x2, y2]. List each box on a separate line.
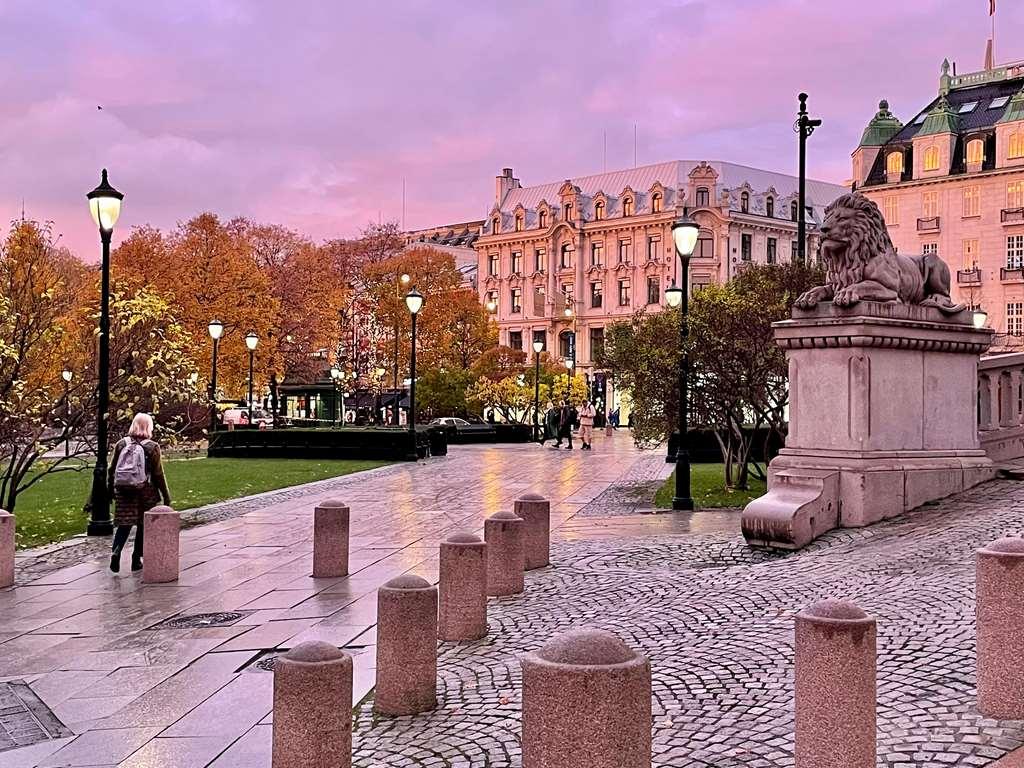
[532, 339, 544, 442]
[795, 93, 822, 264]
[974, 309, 989, 329]
[208, 319, 224, 433]
[84, 169, 123, 536]
[393, 272, 410, 427]
[374, 367, 386, 426]
[330, 366, 342, 428]
[665, 214, 700, 511]
[61, 369, 73, 458]
[245, 332, 258, 425]
[405, 287, 424, 438]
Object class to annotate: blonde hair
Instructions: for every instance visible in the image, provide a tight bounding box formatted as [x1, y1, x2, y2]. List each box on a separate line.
[128, 413, 154, 440]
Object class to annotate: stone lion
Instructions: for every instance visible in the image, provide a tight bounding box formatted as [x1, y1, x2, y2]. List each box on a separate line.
[794, 193, 964, 313]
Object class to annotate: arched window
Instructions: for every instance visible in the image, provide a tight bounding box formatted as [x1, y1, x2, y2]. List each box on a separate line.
[740, 192, 749, 213]
[886, 151, 904, 175]
[791, 201, 799, 221]
[652, 193, 663, 213]
[766, 196, 774, 218]
[594, 201, 605, 220]
[539, 209, 548, 228]
[1010, 133, 1024, 160]
[564, 202, 573, 221]
[923, 146, 940, 172]
[492, 216, 500, 234]
[695, 187, 710, 207]
[623, 197, 634, 216]
[515, 214, 524, 232]
[966, 139, 985, 165]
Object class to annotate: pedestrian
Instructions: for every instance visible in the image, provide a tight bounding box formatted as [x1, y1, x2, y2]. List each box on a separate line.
[107, 413, 171, 573]
[546, 402, 562, 448]
[610, 408, 620, 429]
[578, 399, 596, 450]
[558, 400, 577, 450]
[540, 402, 555, 445]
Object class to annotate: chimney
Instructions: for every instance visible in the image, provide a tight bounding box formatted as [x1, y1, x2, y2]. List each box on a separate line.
[495, 167, 520, 206]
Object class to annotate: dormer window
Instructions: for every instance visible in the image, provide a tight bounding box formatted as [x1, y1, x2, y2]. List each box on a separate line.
[766, 196, 774, 218]
[886, 151, 904, 175]
[740, 192, 749, 213]
[539, 209, 548, 228]
[594, 201, 605, 220]
[1010, 132, 1024, 160]
[923, 146, 940, 172]
[564, 202, 573, 221]
[966, 139, 985, 165]
[492, 216, 500, 234]
[958, 101, 979, 114]
[695, 187, 709, 207]
[515, 214, 524, 232]
[622, 197, 634, 217]
[651, 193, 663, 213]
[990, 96, 1011, 110]
[791, 201, 799, 221]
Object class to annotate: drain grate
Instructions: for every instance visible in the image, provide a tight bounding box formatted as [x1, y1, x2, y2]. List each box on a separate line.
[149, 611, 251, 630]
[0, 681, 72, 753]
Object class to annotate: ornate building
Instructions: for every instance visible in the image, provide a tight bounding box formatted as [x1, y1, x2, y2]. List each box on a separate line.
[473, 161, 845, 410]
[853, 56, 1024, 349]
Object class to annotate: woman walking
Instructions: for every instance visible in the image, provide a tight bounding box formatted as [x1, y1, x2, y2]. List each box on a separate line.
[107, 413, 171, 573]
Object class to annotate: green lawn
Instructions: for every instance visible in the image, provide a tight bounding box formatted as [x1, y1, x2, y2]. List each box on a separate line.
[654, 463, 767, 509]
[11, 457, 389, 549]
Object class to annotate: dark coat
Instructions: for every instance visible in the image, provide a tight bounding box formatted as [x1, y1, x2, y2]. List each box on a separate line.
[107, 438, 171, 527]
[558, 406, 577, 437]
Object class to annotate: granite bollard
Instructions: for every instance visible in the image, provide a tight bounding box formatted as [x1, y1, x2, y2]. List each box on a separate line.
[514, 493, 551, 570]
[485, 510, 524, 596]
[795, 599, 876, 768]
[142, 506, 180, 584]
[520, 627, 651, 768]
[375, 574, 438, 715]
[313, 500, 350, 578]
[0, 510, 13, 588]
[272, 640, 353, 768]
[439, 533, 488, 641]
[977, 537, 1024, 719]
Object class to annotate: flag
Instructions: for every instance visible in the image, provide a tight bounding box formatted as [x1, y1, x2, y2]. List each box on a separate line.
[990, 0, 996, 16]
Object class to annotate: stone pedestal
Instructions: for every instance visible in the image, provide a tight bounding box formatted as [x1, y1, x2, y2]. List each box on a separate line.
[520, 628, 651, 768]
[514, 493, 551, 570]
[375, 574, 438, 715]
[977, 537, 1024, 719]
[0, 510, 13, 589]
[312, 500, 349, 578]
[743, 302, 994, 549]
[142, 506, 180, 583]
[485, 511, 524, 596]
[439, 533, 488, 642]
[272, 641, 353, 768]
[795, 599, 876, 768]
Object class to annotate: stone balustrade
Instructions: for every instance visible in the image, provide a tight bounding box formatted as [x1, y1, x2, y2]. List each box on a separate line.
[978, 352, 1024, 462]
[0, 510, 13, 589]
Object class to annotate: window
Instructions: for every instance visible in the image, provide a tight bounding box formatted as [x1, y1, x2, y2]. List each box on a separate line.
[913, 113, 928, 125]
[741, 234, 752, 261]
[923, 146, 940, 172]
[532, 329, 545, 350]
[991, 96, 1011, 110]
[652, 193, 663, 213]
[515, 214, 524, 232]
[558, 330, 574, 359]
[1011, 133, 1024, 160]
[622, 197, 634, 216]
[766, 196, 774, 218]
[618, 279, 631, 306]
[1009, 181, 1024, 209]
[922, 242, 938, 256]
[767, 237, 777, 265]
[740, 191, 750, 213]
[886, 151, 904, 175]
[647, 235, 661, 261]
[695, 187, 710, 207]
[692, 280, 710, 293]
[562, 283, 574, 304]
[486, 291, 498, 311]
[883, 196, 899, 225]
[534, 248, 546, 272]
[1008, 303, 1024, 336]
[591, 241, 604, 267]
[511, 288, 522, 314]
[560, 243, 573, 269]
[492, 216, 500, 234]
[488, 252, 499, 276]
[791, 201, 799, 221]
[590, 281, 603, 308]
[511, 251, 522, 274]
[618, 239, 631, 264]
[966, 139, 985, 165]
[594, 201, 605, 221]
[539, 210, 548, 228]
[508, 330, 523, 350]
[922, 191, 939, 218]
[963, 185, 981, 217]
[959, 101, 979, 114]
[564, 202, 573, 220]
[962, 239, 978, 268]
[696, 235, 713, 260]
[646, 276, 659, 305]
[589, 327, 605, 361]
[791, 240, 800, 260]
[1009, 235, 1024, 269]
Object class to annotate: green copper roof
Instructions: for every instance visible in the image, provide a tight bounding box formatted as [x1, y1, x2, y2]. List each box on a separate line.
[917, 96, 959, 136]
[859, 100, 904, 147]
[999, 83, 1024, 124]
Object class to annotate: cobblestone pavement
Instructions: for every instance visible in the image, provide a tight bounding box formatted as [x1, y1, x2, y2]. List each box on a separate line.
[576, 450, 673, 516]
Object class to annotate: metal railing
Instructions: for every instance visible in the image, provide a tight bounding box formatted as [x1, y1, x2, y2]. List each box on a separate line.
[1002, 208, 1024, 224]
[957, 268, 982, 284]
[916, 216, 940, 232]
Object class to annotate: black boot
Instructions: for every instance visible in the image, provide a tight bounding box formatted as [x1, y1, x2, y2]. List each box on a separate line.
[131, 556, 143, 572]
[110, 552, 121, 573]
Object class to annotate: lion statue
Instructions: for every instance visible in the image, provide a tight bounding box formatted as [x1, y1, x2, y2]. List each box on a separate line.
[794, 192, 964, 314]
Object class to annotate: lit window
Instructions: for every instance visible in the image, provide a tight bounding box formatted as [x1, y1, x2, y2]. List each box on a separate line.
[515, 214, 523, 232]
[963, 185, 981, 217]
[1008, 235, 1024, 270]
[647, 236, 661, 261]
[646, 277, 659, 305]
[922, 243, 938, 256]
[923, 146, 941, 172]
[695, 187, 710, 206]
[652, 193, 663, 213]
[886, 152, 904, 175]
[487, 291, 498, 311]
[488, 252, 499, 276]
[511, 251, 522, 274]
[559, 244, 573, 269]
[767, 237, 777, 264]
[618, 239, 630, 264]
[966, 139, 985, 165]
[594, 201, 605, 220]
[990, 96, 1011, 109]
[740, 192, 750, 213]
[766, 196, 774, 218]
[1008, 302, 1024, 336]
[622, 198, 634, 217]
[590, 281, 603, 308]
[922, 191, 939, 218]
[1010, 133, 1024, 160]
[958, 101, 979, 114]
[562, 283, 574, 303]
[962, 239, 978, 268]
[618, 279, 631, 306]
[741, 233, 752, 261]
[591, 242, 604, 267]
[884, 196, 899, 225]
[511, 288, 522, 314]
[1009, 181, 1024, 209]
[534, 248, 545, 272]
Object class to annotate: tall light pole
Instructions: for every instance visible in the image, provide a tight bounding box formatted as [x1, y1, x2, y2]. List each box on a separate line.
[532, 339, 544, 442]
[393, 272, 410, 426]
[405, 287, 424, 437]
[796, 92, 822, 264]
[208, 319, 224, 433]
[245, 332, 258, 425]
[330, 366, 342, 428]
[61, 369, 73, 458]
[85, 169, 123, 537]
[664, 214, 700, 511]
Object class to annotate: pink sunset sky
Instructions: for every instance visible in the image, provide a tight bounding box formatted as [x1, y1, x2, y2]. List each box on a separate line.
[1, 0, 1020, 259]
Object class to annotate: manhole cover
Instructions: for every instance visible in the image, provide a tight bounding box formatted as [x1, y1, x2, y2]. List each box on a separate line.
[150, 611, 250, 630]
[0, 681, 72, 752]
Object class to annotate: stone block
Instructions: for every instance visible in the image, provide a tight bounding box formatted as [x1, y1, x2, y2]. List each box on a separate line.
[142, 506, 180, 584]
[485, 511, 524, 596]
[438, 533, 487, 642]
[272, 640, 352, 768]
[740, 470, 838, 550]
[903, 466, 963, 511]
[977, 537, 1024, 719]
[0, 510, 13, 589]
[514, 493, 551, 570]
[520, 627, 651, 768]
[795, 599, 876, 768]
[374, 574, 437, 715]
[312, 500, 350, 578]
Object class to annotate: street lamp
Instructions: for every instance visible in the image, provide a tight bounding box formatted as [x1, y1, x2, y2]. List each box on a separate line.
[330, 366, 342, 428]
[670, 214, 700, 511]
[795, 93, 822, 263]
[207, 319, 224, 433]
[61, 369, 73, 458]
[85, 169, 123, 536]
[405, 287, 424, 439]
[245, 332, 258, 425]
[374, 366, 386, 426]
[393, 272, 411, 426]
[486, 298, 497, 314]
[973, 309, 989, 329]
[532, 339, 544, 442]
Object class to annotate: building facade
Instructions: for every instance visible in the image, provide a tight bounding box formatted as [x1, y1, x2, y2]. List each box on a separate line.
[405, 221, 482, 289]
[473, 161, 845, 411]
[853, 57, 1024, 350]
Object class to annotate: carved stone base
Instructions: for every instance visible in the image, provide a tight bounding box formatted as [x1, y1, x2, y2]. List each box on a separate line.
[740, 469, 838, 550]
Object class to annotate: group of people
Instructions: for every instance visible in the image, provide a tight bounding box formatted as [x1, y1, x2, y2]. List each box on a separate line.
[540, 399, 598, 450]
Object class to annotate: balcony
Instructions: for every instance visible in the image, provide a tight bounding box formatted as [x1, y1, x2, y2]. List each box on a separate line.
[1002, 208, 1024, 225]
[957, 268, 982, 285]
[917, 216, 940, 233]
[1001, 267, 1024, 282]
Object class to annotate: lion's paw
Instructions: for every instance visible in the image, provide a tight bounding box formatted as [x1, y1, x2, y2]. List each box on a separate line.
[833, 287, 860, 306]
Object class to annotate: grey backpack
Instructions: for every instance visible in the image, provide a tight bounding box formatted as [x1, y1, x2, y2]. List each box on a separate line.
[114, 438, 149, 488]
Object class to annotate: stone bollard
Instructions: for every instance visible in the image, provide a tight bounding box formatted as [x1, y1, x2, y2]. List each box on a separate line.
[438, 533, 488, 642]
[375, 574, 438, 715]
[312, 500, 350, 578]
[795, 599, 876, 768]
[520, 627, 651, 768]
[514, 493, 551, 571]
[142, 506, 180, 584]
[977, 537, 1024, 719]
[272, 640, 353, 768]
[485, 510, 524, 596]
[0, 510, 13, 588]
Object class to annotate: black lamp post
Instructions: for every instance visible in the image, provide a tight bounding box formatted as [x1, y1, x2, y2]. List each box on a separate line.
[405, 287, 424, 437]
[84, 169, 123, 537]
[245, 332, 258, 425]
[329, 366, 342, 428]
[61, 369, 72, 458]
[393, 273, 410, 427]
[532, 339, 544, 442]
[665, 214, 700, 511]
[795, 92, 822, 264]
[208, 319, 224, 433]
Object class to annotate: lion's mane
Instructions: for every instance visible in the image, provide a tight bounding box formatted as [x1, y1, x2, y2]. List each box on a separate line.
[823, 193, 896, 290]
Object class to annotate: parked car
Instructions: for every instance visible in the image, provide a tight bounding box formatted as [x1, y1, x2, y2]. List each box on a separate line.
[221, 408, 275, 428]
[428, 417, 495, 438]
